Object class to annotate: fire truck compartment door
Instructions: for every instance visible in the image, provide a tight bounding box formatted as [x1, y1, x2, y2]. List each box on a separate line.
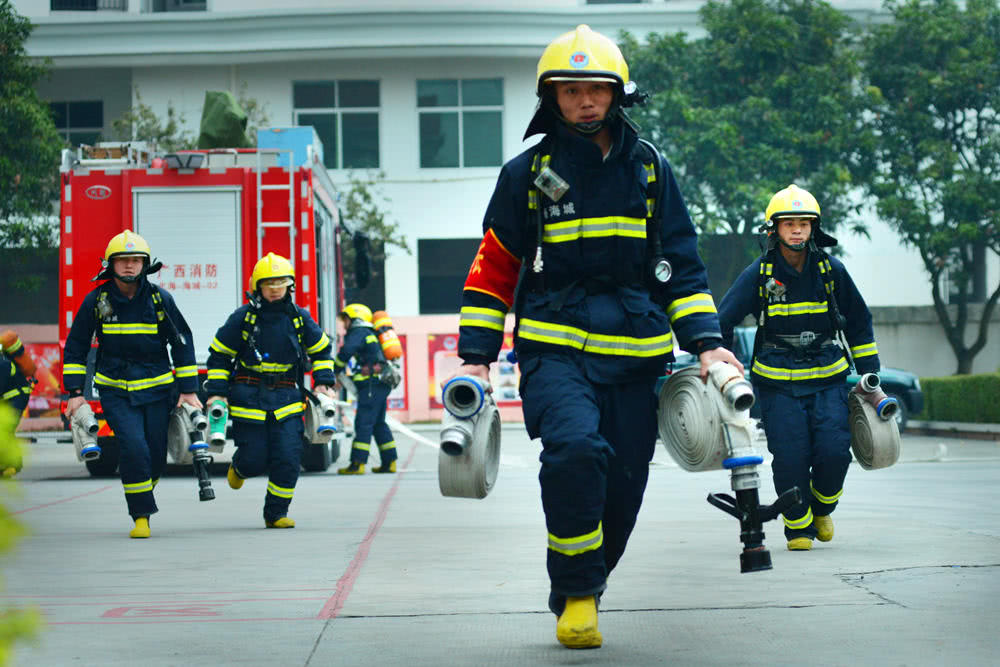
[133, 187, 242, 365]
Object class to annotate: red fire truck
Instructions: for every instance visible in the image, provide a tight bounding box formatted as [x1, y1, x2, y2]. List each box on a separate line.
[58, 130, 353, 476]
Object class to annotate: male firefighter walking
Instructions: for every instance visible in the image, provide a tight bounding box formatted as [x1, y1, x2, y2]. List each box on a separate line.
[63, 231, 201, 538]
[204, 253, 336, 528]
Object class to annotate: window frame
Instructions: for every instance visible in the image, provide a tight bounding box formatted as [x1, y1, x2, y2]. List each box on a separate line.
[416, 78, 503, 169]
[292, 80, 381, 170]
[49, 100, 104, 147]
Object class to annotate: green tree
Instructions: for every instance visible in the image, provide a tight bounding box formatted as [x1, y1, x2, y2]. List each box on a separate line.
[0, 0, 63, 249]
[860, 0, 1000, 374]
[111, 89, 195, 152]
[621, 0, 871, 296]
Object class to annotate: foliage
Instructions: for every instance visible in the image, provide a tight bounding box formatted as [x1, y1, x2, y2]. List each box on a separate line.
[913, 373, 1000, 423]
[860, 0, 1000, 374]
[0, 404, 42, 663]
[0, 0, 63, 249]
[111, 89, 195, 152]
[338, 170, 410, 293]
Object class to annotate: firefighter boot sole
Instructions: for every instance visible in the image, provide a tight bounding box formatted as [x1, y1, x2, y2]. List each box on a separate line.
[814, 515, 834, 542]
[556, 596, 602, 649]
[787, 537, 813, 551]
[338, 463, 365, 475]
[372, 461, 396, 473]
[265, 517, 295, 529]
[227, 465, 244, 490]
[130, 517, 150, 539]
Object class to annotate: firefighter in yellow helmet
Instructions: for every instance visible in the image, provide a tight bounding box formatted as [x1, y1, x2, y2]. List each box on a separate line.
[204, 252, 336, 528]
[334, 303, 397, 474]
[444, 25, 742, 649]
[62, 231, 201, 538]
[718, 184, 881, 551]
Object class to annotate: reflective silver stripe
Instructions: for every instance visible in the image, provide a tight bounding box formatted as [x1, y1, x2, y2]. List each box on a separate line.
[810, 482, 842, 504]
[766, 301, 828, 317]
[266, 481, 295, 499]
[666, 293, 717, 323]
[230, 405, 266, 421]
[102, 323, 158, 335]
[517, 319, 672, 358]
[306, 332, 330, 355]
[459, 306, 506, 331]
[274, 401, 305, 421]
[378, 440, 396, 451]
[752, 356, 849, 381]
[206, 369, 230, 381]
[211, 337, 238, 357]
[548, 522, 603, 556]
[352, 441, 371, 452]
[312, 360, 334, 372]
[783, 507, 813, 530]
[543, 216, 646, 243]
[63, 363, 87, 375]
[851, 342, 878, 358]
[174, 365, 197, 378]
[94, 371, 175, 392]
[123, 479, 154, 494]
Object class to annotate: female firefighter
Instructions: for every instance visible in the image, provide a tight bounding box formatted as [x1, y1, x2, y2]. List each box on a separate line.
[717, 184, 881, 551]
[204, 253, 336, 528]
[335, 303, 397, 475]
[444, 25, 742, 649]
[62, 231, 201, 538]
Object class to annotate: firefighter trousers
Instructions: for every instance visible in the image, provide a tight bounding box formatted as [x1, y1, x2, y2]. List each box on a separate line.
[348, 378, 396, 466]
[756, 384, 852, 540]
[100, 392, 170, 519]
[519, 354, 657, 616]
[232, 413, 304, 522]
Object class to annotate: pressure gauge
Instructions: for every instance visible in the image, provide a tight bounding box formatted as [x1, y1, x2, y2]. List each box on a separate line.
[652, 258, 672, 284]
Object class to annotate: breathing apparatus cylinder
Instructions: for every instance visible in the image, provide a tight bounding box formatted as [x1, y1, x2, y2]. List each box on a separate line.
[852, 373, 899, 421]
[372, 311, 403, 361]
[1, 330, 37, 380]
[207, 399, 229, 447]
[305, 392, 339, 444]
[438, 376, 501, 499]
[70, 403, 101, 462]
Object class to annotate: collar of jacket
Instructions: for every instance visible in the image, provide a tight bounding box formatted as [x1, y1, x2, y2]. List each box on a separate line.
[546, 118, 638, 165]
[104, 276, 151, 302]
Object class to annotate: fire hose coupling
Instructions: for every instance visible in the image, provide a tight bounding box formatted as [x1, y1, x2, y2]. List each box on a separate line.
[851, 372, 898, 421]
[707, 361, 755, 413]
[438, 375, 501, 499]
[305, 392, 339, 445]
[70, 403, 101, 461]
[207, 399, 229, 447]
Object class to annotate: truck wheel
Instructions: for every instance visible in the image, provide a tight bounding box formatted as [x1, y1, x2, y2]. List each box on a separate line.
[887, 393, 909, 432]
[330, 440, 341, 463]
[85, 437, 120, 478]
[301, 440, 332, 472]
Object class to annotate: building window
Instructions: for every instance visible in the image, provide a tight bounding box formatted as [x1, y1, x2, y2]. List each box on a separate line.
[293, 81, 380, 170]
[417, 79, 502, 168]
[50, 0, 126, 9]
[585, 0, 643, 4]
[49, 100, 103, 146]
[417, 238, 483, 314]
[151, 0, 207, 11]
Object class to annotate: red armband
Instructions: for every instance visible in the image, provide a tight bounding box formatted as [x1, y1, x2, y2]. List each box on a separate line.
[463, 228, 522, 309]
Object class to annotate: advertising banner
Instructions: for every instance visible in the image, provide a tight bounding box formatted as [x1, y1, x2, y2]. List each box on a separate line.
[427, 332, 520, 410]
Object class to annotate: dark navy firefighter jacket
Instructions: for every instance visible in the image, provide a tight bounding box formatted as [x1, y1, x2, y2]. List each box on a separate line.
[63, 279, 198, 405]
[718, 249, 880, 397]
[334, 323, 385, 382]
[203, 299, 335, 423]
[458, 120, 721, 383]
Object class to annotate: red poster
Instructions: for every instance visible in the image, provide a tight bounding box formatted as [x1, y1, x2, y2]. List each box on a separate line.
[386, 334, 408, 412]
[22, 343, 64, 418]
[428, 332, 521, 410]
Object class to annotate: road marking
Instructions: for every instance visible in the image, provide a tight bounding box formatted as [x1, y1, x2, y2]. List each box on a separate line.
[12, 485, 115, 514]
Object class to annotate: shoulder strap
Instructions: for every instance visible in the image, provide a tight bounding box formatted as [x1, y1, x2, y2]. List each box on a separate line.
[149, 283, 185, 347]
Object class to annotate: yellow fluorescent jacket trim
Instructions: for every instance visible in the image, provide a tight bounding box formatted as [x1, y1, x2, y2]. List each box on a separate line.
[548, 522, 604, 556]
[752, 357, 850, 381]
[543, 216, 647, 243]
[517, 319, 673, 357]
[459, 306, 507, 332]
[666, 293, 718, 324]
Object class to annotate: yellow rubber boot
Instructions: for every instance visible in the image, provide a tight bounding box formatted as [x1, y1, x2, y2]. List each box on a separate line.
[227, 465, 244, 490]
[814, 515, 834, 542]
[787, 537, 813, 551]
[556, 595, 602, 649]
[265, 517, 295, 529]
[130, 517, 150, 539]
[338, 462, 365, 475]
[372, 461, 396, 474]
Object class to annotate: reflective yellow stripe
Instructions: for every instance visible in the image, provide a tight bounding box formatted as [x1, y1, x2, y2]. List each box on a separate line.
[334, 358, 346, 368]
[666, 293, 717, 323]
[548, 522, 603, 556]
[353, 374, 371, 381]
[373, 316, 391, 329]
[94, 371, 175, 392]
[766, 301, 828, 317]
[63, 363, 87, 375]
[123, 479, 154, 494]
[811, 482, 842, 504]
[752, 356, 849, 381]
[365, 334, 378, 344]
[378, 440, 396, 451]
[230, 405, 267, 421]
[759, 263, 774, 299]
[518, 319, 672, 358]
[783, 507, 814, 530]
[312, 360, 334, 372]
[543, 216, 646, 243]
[239, 361, 295, 373]
[273, 401, 305, 421]
[101, 322, 159, 335]
[2, 388, 21, 400]
[266, 481, 295, 499]
[460, 306, 506, 331]
[306, 332, 330, 355]
[352, 441, 371, 452]
[851, 342, 878, 358]
[4, 338, 23, 355]
[206, 369, 230, 381]
[211, 337, 238, 357]
[174, 365, 197, 378]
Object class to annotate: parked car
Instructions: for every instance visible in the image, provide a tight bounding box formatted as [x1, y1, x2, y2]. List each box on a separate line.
[661, 327, 924, 430]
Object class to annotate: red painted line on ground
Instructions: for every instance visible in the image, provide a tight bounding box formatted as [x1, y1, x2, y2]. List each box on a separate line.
[315, 444, 418, 620]
[12, 484, 115, 514]
[15, 596, 330, 607]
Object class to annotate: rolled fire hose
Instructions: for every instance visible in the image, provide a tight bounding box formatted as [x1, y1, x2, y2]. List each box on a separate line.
[657, 363, 758, 472]
[167, 403, 208, 465]
[848, 391, 900, 470]
[438, 376, 501, 499]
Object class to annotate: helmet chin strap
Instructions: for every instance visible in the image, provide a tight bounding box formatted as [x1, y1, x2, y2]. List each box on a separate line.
[778, 239, 809, 252]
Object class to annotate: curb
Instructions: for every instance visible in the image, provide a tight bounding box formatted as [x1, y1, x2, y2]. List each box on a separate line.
[906, 420, 1000, 441]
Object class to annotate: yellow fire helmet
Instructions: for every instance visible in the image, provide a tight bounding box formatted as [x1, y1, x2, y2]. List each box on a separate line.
[765, 184, 821, 223]
[340, 303, 373, 325]
[104, 230, 152, 262]
[535, 24, 629, 95]
[250, 252, 295, 292]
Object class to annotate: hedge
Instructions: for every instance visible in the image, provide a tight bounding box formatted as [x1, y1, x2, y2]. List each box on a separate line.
[913, 373, 1000, 423]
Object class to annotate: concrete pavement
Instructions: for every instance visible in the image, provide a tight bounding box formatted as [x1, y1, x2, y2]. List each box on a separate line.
[5, 425, 999, 666]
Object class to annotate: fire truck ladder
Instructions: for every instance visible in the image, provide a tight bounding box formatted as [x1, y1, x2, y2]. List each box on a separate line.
[256, 148, 296, 274]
